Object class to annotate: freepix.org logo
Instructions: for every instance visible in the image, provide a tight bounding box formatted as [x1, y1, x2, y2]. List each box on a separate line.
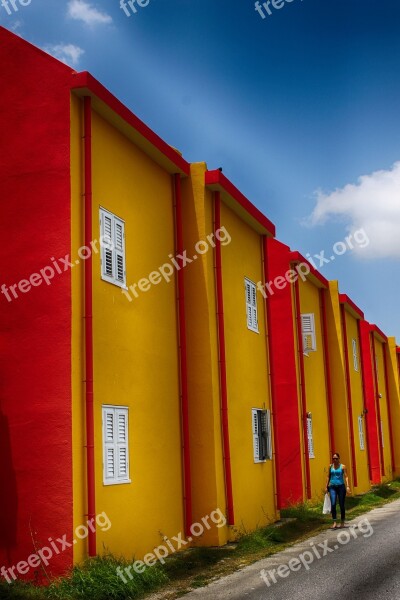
[0, 0, 31, 15]
[255, 0, 303, 20]
[260, 518, 373, 587]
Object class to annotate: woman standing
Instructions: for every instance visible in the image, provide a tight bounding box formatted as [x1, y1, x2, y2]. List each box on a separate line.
[325, 453, 350, 529]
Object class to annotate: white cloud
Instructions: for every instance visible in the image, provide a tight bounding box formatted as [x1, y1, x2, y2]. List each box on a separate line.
[43, 43, 85, 66]
[306, 161, 400, 259]
[67, 0, 112, 25]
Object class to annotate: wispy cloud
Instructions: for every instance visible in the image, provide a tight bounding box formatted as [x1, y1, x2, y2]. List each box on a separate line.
[43, 43, 85, 66]
[305, 161, 400, 259]
[67, 0, 112, 25]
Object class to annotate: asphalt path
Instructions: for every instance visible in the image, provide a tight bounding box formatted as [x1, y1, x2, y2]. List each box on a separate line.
[183, 499, 400, 600]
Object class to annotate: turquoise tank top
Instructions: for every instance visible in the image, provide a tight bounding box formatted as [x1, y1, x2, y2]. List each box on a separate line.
[329, 464, 344, 486]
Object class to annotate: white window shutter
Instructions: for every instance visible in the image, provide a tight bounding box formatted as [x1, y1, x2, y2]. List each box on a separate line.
[100, 208, 126, 288]
[106, 447, 115, 479]
[252, 409, 272, 463]
[301, 314, 316, 352]
[103, 408, 116, 482]
[358, 416, 365, 450]
[117, 409, 129, 479]
[102, 406, 130, 485]
[252, 409, 260, 462]
[114, 219, 126, 284]
[245, 279, 258, 333]
[307, 415, 315, 458]
[352, 339, 359, 372]
[101, 212, 114, 278]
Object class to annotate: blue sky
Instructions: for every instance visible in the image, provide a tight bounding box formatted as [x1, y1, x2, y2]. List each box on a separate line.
[2, 0, 399, 338]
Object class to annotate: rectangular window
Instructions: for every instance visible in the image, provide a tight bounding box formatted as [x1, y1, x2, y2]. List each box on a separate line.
[301, 313, 317, 353]
[352, 339, 359, 372]
[245, 278, 258, 333]
[306, 414, 315, 458]
[358, 415, 365, 450]
[252, 408, 272, 463]
[100, 208, 126, 288]
[102, 405, 130, 485]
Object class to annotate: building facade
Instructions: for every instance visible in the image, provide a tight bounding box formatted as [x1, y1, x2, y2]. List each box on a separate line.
[1, 25, 400, 582]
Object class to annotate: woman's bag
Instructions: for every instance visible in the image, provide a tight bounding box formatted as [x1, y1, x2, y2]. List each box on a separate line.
[323, 492, 331, 514]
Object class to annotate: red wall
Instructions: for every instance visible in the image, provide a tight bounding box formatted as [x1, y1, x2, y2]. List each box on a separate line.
[265, 238, 303, 508]
[0, 27, 73, 580]
[359, 321, 381, 484]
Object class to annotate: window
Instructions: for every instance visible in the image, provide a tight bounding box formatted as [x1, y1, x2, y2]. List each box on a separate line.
[352, 339, 359, 372]
[252, 408, 272, 463]
[306, 414, 315, 458]
[358, 416, 365, 450]
[301, 313, 316, 353]
[100, 208, 126, 288]
[102, 406, 130, 485]
[245, 278, 258, 332]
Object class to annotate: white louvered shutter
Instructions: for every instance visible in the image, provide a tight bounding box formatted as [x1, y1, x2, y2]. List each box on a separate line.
[100, 208, 126, 287]
[307, 415, 315, 458]
[102, 212, 114, 278]
[103, 408, 116, 481]
[252, 409, 260, 462]
[358, 416, 365, 450]
[102, 406, 130, 484]
[245, 279, 258, 332]
[301, 314, 316, 353]
[114, 219, 126, 285]
[117, 409, 129, 479]
[352, 339, 359, 371]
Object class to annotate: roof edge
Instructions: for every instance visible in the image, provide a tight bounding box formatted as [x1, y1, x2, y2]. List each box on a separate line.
[205, 169, 276, 237]
[71, 71, 190, 176]
[339, 294, 365, 320]
[289, 251, 329, 289]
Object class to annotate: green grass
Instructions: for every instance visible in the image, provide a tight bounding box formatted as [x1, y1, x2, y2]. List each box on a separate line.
[2, 480, 400, 600]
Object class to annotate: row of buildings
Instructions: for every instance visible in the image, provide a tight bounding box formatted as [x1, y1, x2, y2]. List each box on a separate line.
[0, 26, 399, 581]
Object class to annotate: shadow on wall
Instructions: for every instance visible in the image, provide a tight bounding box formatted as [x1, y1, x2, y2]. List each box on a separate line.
[0, 405, 18, 561]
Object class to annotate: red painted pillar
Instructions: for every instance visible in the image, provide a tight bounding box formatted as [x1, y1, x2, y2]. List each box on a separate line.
[359, 321, 381, 484]
[84, 96, 96, 557]
[264, 238, 303, 508]
[370, 334, 385, 476]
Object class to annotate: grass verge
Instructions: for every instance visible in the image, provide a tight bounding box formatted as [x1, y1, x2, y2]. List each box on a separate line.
[2, 480, 399, 600]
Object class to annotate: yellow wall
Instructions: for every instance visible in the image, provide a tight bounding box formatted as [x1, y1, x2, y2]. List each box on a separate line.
[295, 278, 331, 499]
[373, 338, 393, 480]
[220, 202, 277, 532]
[325, 283, 353, 486]
[181, 163, 228, 547]
[387, 338, 400, 477]
[343, 311, 370, 493]
[181, 163, 277, 544]
[71, 98, 185, 562]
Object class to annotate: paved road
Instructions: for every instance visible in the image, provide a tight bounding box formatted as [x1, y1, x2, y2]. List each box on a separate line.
[183, 500, 400, 600]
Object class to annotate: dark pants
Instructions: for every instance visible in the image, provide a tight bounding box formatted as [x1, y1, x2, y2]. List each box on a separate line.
[329, 484, 346, 521]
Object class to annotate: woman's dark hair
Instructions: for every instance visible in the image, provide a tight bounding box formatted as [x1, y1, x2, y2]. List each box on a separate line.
[332, 452, 340, 459]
